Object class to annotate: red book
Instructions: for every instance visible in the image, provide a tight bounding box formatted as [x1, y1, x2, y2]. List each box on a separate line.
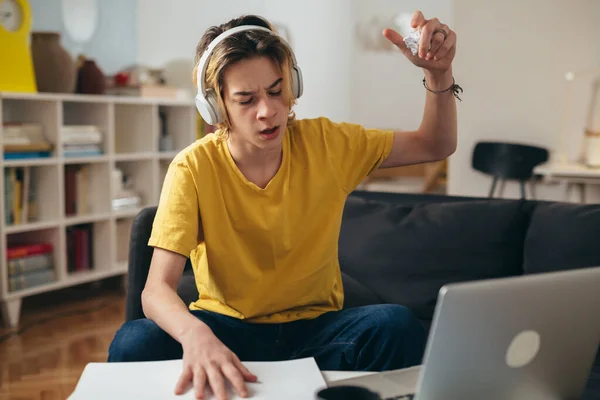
[7, 243, 53, 260]
[65, 167, 77, 216]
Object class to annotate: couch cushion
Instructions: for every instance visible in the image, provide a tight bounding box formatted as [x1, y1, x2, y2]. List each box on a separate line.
[584, 364, 600, 400]
[524, 202, 600, 274]
[524, 201, 600, 380]
[341, 272, 382, 309]
[338, 197, 529, 321]
[177, 268, 199, 307]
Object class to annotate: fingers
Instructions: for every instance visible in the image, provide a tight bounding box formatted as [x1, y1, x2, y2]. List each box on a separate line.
[175, 367, 193, 395]
[411, 12, 455, 62]
[206, 365, 228, 400]
[418, 18, 442, 59]
[193, 368, 208, 400]
[427, 25, 448, 60]
[234, 357, 258, 382]
[382, 28, 409, 55]
[433, 29, 456, 61]
[410, 10, 425, 28]
[175, 361, 254, 400]
[221, 363, 249, 398]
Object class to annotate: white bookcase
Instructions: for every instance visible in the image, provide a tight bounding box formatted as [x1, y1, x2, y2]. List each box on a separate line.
[0, 91, 197, 327]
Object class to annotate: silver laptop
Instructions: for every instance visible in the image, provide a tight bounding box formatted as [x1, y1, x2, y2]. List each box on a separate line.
[330, 266, 600, 400]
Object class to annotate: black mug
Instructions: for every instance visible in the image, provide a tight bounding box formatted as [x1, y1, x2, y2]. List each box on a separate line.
[316, 385, 382, 400]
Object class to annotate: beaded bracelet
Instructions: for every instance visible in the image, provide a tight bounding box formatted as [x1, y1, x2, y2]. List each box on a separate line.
[422, 76, 463, 101]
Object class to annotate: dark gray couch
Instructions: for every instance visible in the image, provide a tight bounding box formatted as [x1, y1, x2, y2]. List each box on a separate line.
[124, 191, 600, 399]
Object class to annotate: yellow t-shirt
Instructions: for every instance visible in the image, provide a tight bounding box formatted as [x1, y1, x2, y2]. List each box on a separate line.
[148, 117, 394, 323]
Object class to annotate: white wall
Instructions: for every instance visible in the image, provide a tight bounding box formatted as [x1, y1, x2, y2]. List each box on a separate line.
[261, 0, 354, 122]
[30, 0, 138, 75]
[137, 0, 263, 92]
[450, 0, 600, 199]
[137, 1, 600, 200]
[136, 0, 452, 127]
[349, 0, 453, 130]
[137, 0, 354, 122]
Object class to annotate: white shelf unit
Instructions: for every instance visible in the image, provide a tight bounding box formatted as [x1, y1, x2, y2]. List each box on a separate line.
[0, 92, 197, 327]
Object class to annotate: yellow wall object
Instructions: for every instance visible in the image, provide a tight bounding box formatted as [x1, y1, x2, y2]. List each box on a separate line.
[0, 0, 37, 93]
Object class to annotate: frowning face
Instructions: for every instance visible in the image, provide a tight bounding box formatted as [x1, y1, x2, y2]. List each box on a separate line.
[222, 56, 290, 151]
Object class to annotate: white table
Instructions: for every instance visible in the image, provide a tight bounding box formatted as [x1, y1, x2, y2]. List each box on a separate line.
[534, 161, 600, 203]
[321, 370, 376, 383]
[321, 367, 421, 398]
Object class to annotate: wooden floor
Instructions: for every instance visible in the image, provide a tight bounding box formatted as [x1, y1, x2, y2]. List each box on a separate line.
[0, 278, 126, 400]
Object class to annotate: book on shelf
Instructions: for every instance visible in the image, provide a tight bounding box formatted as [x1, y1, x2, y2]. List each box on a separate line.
[64, 165, 89, 216]
[3, 123, 45, 142]
[3, 122, 53, 159]
[112, 168, 142, 211]
[66, 224, 94, 273]
[63, 144, 103, 158]
[4, 151, 51, 160]
[61, 125, 104, 158]
[112, 189, 141, 211]
[7, 242, 53, 258]
[4, 143, 53, 152]
[9, 268, 55, 292]
[6, 243, 55, 292]
[61, 125, 103, 143]
[8, 253, 54, 276]
[3, 166, 38, 225]
[105, 84, 191, 101]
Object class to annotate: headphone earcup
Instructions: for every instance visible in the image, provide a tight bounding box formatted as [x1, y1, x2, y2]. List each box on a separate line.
[195, 89, 222, 125]
[291, 65, 303, 99]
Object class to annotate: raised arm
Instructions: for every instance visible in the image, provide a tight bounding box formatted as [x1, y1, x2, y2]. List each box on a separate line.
[379, 10, 459, 168]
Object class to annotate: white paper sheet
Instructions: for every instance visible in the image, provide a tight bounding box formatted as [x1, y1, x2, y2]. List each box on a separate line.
[68, 357, 327, 400]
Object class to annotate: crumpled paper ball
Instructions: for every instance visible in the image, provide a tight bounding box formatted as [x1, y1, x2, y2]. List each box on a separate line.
[403, 29, 422, 56]
[393, 13, 421, 56]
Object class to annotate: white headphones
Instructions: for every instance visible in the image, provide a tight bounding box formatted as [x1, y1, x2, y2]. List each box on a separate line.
[195, 25, 304, 126]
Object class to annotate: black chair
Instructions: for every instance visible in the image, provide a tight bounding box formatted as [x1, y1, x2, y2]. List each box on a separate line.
[472, 141, 549, 199]
[125, 206, 196, 321]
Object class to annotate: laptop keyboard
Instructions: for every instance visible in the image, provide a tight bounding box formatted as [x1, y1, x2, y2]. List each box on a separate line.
[385, 394, 415, 400]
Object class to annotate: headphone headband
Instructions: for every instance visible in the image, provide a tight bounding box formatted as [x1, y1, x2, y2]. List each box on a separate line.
[196, 24, 298, 96]
[194, 23, 303, 125]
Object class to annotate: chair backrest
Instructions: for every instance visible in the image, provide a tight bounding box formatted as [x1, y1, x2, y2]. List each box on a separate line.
[472, 141, 549, 180]
[125, 206, 193, 321]
[125, 207, 157, 321]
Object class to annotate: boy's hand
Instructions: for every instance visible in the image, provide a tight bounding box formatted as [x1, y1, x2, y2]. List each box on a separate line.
[383, 10, 456, 73]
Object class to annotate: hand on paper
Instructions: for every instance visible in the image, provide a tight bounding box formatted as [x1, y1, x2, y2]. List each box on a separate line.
[175, 326, 258, 400]
[383, 10, 456, 73]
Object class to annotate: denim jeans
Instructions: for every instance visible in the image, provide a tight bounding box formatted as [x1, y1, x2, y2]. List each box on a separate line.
[107, 304, 426, 371]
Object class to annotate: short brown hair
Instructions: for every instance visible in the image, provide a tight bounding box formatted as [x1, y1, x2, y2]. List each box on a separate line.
[193, 15, 297, 132]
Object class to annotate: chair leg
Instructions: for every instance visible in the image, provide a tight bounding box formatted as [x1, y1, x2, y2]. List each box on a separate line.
[489, 176, 498, 198]
[520, 181, 526, 199]
[529, 181, 537, 200]
[498, 179, 506, 198]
